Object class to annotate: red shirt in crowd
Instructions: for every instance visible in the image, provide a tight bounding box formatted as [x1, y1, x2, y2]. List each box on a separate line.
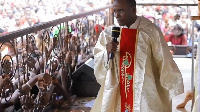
[166, 33, 187, 45]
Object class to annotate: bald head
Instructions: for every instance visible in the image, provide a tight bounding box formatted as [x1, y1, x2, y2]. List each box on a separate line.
[114, 0, 136, 7]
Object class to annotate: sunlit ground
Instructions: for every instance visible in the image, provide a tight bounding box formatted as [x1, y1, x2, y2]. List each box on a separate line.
[172, 58, 193, 112]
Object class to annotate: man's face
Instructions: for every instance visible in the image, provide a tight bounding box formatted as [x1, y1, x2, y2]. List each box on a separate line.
[113, 0, 136, 27]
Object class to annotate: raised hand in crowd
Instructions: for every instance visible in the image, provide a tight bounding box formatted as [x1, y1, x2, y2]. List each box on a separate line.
[0, 76, 9, 93]
[20, 94, 35, 112]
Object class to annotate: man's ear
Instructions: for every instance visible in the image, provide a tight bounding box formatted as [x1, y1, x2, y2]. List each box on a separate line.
[131, 7, 136, 13]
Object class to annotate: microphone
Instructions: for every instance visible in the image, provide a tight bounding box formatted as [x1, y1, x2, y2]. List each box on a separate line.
[109, 27, 120, 59]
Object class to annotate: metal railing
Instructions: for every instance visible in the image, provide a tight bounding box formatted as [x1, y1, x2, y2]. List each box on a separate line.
[0, 4, 112, 111]
[137, 3, 197, 6]
[0, 5, 112, 42]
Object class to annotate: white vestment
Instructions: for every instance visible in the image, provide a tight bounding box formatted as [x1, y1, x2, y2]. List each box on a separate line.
[91, 16, 184, 112]
[192, 35, 200, 112]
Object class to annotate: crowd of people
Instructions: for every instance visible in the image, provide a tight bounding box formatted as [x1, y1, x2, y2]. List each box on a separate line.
[1, 0, 200, 46]
[135, 0, 200, 45]
[0, 13, 105, 111]
[0, 0, 109, 34]
[0, 0, 108, 110]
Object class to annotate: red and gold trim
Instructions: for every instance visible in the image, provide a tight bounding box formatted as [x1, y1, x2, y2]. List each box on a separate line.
[119, 28, 138, 112]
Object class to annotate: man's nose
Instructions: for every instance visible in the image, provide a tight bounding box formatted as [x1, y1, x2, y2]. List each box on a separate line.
[114, 12, 120, 18]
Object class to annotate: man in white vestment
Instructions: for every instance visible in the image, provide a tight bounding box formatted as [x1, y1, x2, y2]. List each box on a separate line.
[91, 0, 184, 112]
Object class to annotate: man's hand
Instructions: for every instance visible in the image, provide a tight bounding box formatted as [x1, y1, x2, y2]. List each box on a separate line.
[51, 76, 60, 86]
[106, 41, 119, 54]
[38, 91, 51, 107]
[0, 76, 9, 85]
[37, 73, 51, 86]
[0, 76, 9, 93]
[65, 51, 72, 64]
[20, 95, 35, 111]
[26, 56, 36, 69]
[53, 37, 58, 48]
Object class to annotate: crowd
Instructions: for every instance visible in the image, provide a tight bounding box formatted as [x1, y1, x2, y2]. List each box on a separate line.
[1, 0, 200, 46]
[135, 0, 200, 45]
[0, 1, 108, 111]
[0, 0, 109, 34]
[0, 12, 105, 111]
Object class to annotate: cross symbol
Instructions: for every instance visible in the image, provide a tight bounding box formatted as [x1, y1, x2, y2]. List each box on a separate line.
[125, 103, 131, 112]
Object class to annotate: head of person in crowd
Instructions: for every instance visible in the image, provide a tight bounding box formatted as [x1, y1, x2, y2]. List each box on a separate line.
[7, 9, 14, 19]
[163, 12, 172, 23]
[172, 24, 184, 37]
[0, 28, 4, 35]
[167, 24, 187, 45]
[174, 13, 180, 21]
[180, 12, 188, 20]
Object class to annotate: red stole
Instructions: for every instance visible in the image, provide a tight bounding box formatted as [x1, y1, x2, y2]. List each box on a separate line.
[119, 28, 138, 112]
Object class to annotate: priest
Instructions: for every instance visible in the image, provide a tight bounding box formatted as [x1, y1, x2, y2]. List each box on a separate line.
[91, 0, 184, 112]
